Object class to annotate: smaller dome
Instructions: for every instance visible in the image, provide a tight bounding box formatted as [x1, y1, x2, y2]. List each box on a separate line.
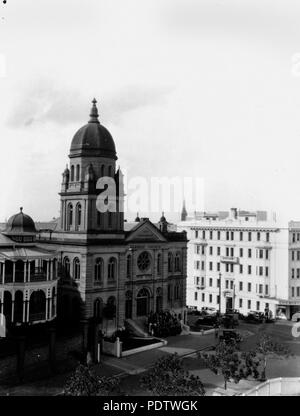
[160, 212, 167, 223]
[4, 208, 37, 236]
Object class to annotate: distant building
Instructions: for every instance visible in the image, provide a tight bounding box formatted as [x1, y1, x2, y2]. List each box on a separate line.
[178, 206, 300, 319]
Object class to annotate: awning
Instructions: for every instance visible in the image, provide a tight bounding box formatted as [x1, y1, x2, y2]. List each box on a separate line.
[0, 247, 57, 261]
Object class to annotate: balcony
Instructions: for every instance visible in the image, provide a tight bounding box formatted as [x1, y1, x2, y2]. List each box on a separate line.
[220, 256, 239, 264]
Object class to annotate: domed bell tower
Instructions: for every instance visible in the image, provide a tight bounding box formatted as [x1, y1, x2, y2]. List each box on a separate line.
[59, 99, 124, 234]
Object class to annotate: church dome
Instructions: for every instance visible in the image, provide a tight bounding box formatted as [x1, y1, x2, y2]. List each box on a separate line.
[4, 208, 37, 236]
[70, 99, 117, 160]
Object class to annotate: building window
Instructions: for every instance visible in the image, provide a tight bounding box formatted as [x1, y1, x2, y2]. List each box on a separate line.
[293, 233, 296, 243]
[259, 284, 263, 294]
[138, 251, 151, 272]
[168, 252, 173, 273]
[265, 267, 269, 277]
[265, 284, 269, 295]
[248, 249, 252, 258]
[248, 265, 252, 275]
[201, 246, 205, 255]
[194, 292, 198, 301]
[174, 285, 180, 300]
[240, 248, 243, 257]
[209, 278, 213, 287]
[248, 232, 252, 241]
[217, 278, 220, 287]
[240, 231, 243, 241]
[195, 230, 199, 239]
[73, 258, 80, 280]
[292, 287, 295, 297]
[225, 263, 229, 273]
[266, 250, 269, 260]
[217, 295, 220, 304]
[209, 262, 213, 271]
[248, 282, 251, 292]
[217, 262, 220, 272]
[157, 253, 162, 275]
[259, 249, 263, 259]
[209, 294, 212, 303]
[76, 203, 82, 229]
[256, 301, 260, 311]
[209, 246, 213, 255]
[202, 230, 206, 239]
[259, 266, 263, 276]
[137, 289, 150, 316]
[67, 203, 73, 229]
[94, 258, 103, 282]
[76, 164, 80, 181]
[217, 231, 221, 240]
[297, 287, 300, 297]
[298, 251, 300, 261]
[126, 255, 132, 278]
[226, 280, 229, 289]
[217, 247, 221, 256]
[70, 165, 74, 181]
[108, 257, 117, 280]
[239, 298, 243, 308]
[202, 293, 205, 302]
[292, 268, 295, 279]
[239, 281, 243, 291]
[257, 232, 260, 241]
[231, 231, 234, 240]
[226, 231, 229, 241]
[201, 261, 205, 271]
[297, 268, 300, 279]
[297, 233, 300, 241]
[239, 264, 243, 274]
[230, 247, 234, 256]
[210, 231, 213, 239]
[266, 232, 270, 242]
[63, 257, 70, 278]
[248, 300, 251, 309]
[174, 252, 181, 272]
[226, 247, 229, 256]
[292, 251, 295, 261]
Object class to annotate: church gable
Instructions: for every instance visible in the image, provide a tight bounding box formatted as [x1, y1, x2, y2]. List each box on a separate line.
[126, 221, 167, 243]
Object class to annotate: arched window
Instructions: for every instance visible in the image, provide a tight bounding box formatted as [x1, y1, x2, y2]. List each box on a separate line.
[67, 203, 73, 229]
[94, 258, 103, 283]
[136, 288, 150, 317]
[157, 253, 162, 275]
[108, 257, 117, 280]
[63, 257, 70, 278]
[174, 252, 181, 272]
[76, 164, 80, 181]
[76, 203, 82, 229]
[126, 255, 132, 278]
[168, 252, 173, 273]
[73, 257, 80, 280]
[101, 165, 105, 177]
[70, 165, 74, 181]
[94, 298, 103, 322]
[108, 166, 112, 177]
[156, 287, 163, 312]
[174, 284, 180, 300]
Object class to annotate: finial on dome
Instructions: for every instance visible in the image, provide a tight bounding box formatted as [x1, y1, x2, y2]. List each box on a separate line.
[20, 207, 23, 213]
[89, 98, 99, 123]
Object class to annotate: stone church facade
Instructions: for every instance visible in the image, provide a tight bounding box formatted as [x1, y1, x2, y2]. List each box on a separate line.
[38, 99, 188, 333]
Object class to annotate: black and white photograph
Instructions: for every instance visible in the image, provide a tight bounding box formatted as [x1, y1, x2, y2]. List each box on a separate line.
[0, 0, 300, 405]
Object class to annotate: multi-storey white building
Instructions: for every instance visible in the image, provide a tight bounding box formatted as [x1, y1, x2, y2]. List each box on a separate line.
[178, 208, 300, 319]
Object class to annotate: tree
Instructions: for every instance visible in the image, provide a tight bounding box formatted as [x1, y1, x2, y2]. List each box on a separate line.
[141, 353, 205, 396]
[63, 364, 119, 396]
[199, 340, 260, 390]
[255, 334, 290, 381]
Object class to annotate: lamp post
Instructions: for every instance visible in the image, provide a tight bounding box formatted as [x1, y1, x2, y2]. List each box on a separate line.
[219, 272, 222, 315]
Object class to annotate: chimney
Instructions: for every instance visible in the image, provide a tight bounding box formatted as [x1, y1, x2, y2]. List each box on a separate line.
[230, 208, 238, 220]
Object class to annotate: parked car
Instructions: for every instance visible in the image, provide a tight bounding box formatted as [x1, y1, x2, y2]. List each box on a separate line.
[218, 329, 242, 344]
[196, 314, 218, 327]
[245, 311, 265, 324]
[201, 307, 216, 316]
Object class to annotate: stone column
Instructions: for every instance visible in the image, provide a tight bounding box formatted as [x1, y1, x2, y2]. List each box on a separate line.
[46, 260, 50, 281]
[1, 261, 4, 284]
[23, 261, 27, 283]
[49, 297, 52, 319]
[28, 262, 31, 282]
[26, 300, 30, 323]
[13, 261, 16, 283]
[22, 300, 26, 323]
[11, 300, 15, 323]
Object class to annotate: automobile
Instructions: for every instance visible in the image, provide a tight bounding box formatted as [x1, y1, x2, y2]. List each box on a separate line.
[226, 309, 245, 320]
[200, 307, 216, 316]
[196, 314, 218, 326]
[218, 329, 242, 344]
[245, 311, 265, 324]
[222, 312, 239, 328]
[291, 312, 300, 322]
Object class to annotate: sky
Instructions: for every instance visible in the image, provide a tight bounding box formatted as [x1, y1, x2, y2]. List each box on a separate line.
[1, 0, 300, 224]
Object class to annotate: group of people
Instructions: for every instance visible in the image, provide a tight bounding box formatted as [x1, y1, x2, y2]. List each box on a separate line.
[147, 310, 182, 337]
